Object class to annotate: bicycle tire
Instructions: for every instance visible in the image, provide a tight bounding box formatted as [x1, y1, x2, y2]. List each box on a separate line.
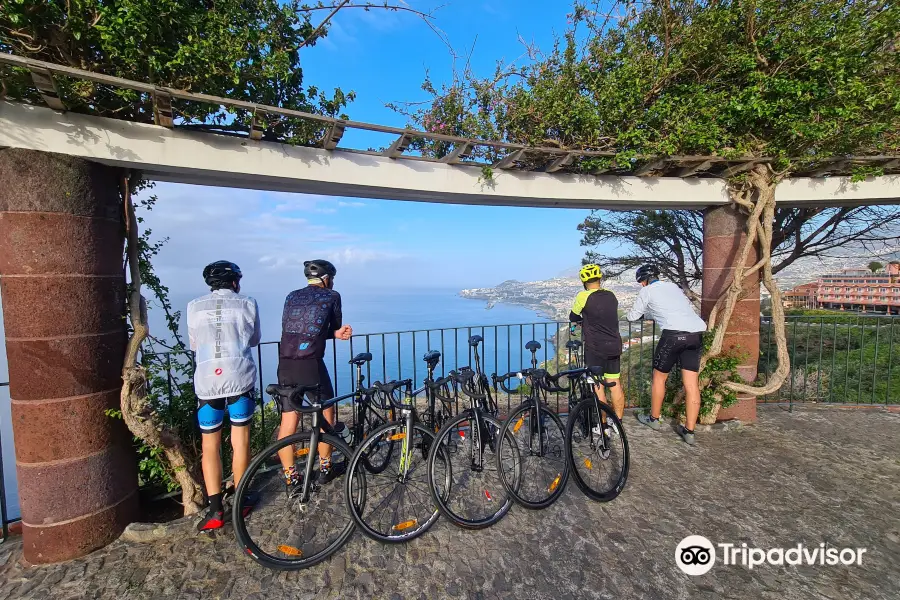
[427, 411, 518, 529]
[346, 422, 449, 543]
[565, 398, 629, 502]
[232, 432, 361, 570]
[497, 403, 568, 509]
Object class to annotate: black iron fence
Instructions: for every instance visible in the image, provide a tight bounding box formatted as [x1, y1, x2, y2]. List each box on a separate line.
[0, 381, 10, 540]
[758, 314, 898, 405]
[1, 314, 898, 537]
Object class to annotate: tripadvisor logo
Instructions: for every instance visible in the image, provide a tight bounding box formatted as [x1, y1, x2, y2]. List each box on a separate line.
[675, 536, 867, 576]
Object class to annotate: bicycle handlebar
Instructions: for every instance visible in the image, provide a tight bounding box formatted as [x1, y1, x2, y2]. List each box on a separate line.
[265, 383, 343, 414]
[371, 378, 415, 410]
[449, 369, 486, 399]
[491, 371, 521, 394]
[555, 365, 616, 388]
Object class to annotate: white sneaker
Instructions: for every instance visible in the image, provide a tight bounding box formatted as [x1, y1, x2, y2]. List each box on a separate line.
[592, 422, 619, 437]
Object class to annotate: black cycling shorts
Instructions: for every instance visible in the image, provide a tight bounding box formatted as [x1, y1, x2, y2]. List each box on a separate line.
[276, 358, 335, 412]
[653, 330, 703, 373]
[584, 349, 621, 381]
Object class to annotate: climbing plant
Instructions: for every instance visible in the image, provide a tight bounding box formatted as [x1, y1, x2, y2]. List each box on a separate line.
[2, 0, 442, 515]
[395, 0, 900, 418]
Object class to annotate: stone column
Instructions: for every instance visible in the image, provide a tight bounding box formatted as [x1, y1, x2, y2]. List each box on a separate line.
[0, 150, 137, 563]
[701, 205, 760, 423]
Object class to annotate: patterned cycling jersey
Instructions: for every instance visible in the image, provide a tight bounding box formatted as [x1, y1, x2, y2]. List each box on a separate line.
[279, 285, 342, 360]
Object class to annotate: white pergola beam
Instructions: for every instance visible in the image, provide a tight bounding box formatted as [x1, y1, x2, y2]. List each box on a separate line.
[1, 101, 897, 209]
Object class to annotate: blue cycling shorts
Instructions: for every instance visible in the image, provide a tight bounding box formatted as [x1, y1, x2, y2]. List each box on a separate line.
[197, 392, 256, 434]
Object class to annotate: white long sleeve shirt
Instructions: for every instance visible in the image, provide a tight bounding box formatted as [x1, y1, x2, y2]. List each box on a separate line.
[187, 289, 261, 400]
[626, 281, 707, 333]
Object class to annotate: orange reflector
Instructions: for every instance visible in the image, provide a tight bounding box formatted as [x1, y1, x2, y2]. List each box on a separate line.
[392, 519, 418, 531]
[484, 490, 493, 502]
[294, 448, 310, 457]
[513, 416, 525, 433]
[278, 545, 303, 557]
[584, 458, 593, 470]
[548, 474, 561, 493]
[388, 432, 406, 441]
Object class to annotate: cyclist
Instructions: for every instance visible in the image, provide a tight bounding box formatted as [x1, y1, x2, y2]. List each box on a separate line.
[276, 259, 353, 485]
[627, 264, 706, 445]
[569, 264, 625, 428]
[188, 261, 261, 531]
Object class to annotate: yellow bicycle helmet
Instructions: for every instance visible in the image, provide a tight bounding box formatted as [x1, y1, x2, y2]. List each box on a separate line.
[579, 264, 603, 283]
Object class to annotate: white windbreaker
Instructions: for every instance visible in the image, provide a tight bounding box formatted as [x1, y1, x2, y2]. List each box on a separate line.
[187, 289, 261, 400]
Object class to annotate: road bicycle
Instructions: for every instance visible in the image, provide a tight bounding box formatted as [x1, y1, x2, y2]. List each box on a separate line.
[232, 353, 390, 570]
[555, 366, 630, 502]
[426, 335, 519, 529]
[345, 351, 454, 543]
[493, 340, 569, 509]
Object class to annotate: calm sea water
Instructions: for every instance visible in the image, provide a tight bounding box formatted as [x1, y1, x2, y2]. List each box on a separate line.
[0, 287, 558, 519]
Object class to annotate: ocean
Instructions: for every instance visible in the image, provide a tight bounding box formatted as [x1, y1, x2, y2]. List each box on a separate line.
[0, 287, 558, 520]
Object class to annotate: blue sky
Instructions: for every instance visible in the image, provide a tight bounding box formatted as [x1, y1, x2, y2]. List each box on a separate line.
[141, 1, 611, 296]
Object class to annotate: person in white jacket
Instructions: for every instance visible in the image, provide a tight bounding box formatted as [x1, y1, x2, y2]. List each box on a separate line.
[627, 264, 707, 445]
[187, 261, 261, 531]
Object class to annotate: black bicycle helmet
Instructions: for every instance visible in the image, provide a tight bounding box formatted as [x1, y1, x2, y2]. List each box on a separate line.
[304, 259, 337, 281]
[635, 264, 660, 283]
[203, 260, 242, 289]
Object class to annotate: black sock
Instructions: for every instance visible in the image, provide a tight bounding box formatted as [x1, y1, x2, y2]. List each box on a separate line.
[682, 426, 694, 434]
[208, 492, 224, 514]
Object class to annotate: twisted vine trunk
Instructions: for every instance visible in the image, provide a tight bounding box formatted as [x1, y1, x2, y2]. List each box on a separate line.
[695, 164, 791, 424]
[120, 176, 204, 515]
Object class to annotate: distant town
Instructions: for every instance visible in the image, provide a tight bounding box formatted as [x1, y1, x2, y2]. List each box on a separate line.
[461, 254, 900, 327]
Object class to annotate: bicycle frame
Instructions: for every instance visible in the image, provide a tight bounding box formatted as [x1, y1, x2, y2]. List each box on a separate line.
[296, 399, 339, 504]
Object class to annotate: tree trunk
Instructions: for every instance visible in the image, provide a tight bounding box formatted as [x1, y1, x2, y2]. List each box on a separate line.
[120, 176, 204, 515]
[700, 165, 791, 418]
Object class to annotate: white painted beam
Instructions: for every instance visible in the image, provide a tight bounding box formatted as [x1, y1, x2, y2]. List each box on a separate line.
[1, 102, 897, 209]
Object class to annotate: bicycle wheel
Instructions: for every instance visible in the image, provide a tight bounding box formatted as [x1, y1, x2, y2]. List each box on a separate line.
[565, 398, 629, 502]
[427, 411, 518, 529]
[347, 422, 448, 543]
[497, 403, 568, 509]
[359, 404, 395, 474]
[233, 432, 363, 570]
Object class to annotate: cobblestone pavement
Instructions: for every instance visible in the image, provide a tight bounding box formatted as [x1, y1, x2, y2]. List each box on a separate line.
[1, 405, 898, 600]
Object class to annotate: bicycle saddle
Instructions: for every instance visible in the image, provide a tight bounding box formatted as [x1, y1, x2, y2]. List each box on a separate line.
[525, 340, 542, 352]
[566, 340, 582, 350]
[423, 350, 441, 365]
[350, 352, 373, 366]
[468, 334, 483, 347]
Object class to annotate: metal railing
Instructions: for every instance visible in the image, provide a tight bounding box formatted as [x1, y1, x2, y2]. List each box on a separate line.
[0, 381, 11, 540]
[1, 315, 898, 536]
[758, 314, 898, 406]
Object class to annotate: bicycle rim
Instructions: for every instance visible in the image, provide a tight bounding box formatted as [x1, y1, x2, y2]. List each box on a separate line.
[565, 399, 629, 502]
[498, 404, 568, 509]
[347, 422, 446, 543]
[232, 432, 361, 570]
[427, 412, 515, 529]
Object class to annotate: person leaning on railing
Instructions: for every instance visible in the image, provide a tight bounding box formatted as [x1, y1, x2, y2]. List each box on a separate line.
[275, 259, 353, 485]
[188, 261, 261, 531]
[627, 264, 707, 446]
[569, 264, 626, 423]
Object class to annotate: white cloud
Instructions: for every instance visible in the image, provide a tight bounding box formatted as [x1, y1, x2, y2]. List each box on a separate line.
[138, 183, 402, 290]
[338, 201, 367, 208]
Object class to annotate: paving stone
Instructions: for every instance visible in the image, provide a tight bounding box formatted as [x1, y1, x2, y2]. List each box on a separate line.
[0, 406, 897, 599]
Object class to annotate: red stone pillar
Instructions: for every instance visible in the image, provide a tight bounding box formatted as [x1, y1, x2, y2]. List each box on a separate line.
[0, 150, 138, 563]
[701, 205, 760, 423]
